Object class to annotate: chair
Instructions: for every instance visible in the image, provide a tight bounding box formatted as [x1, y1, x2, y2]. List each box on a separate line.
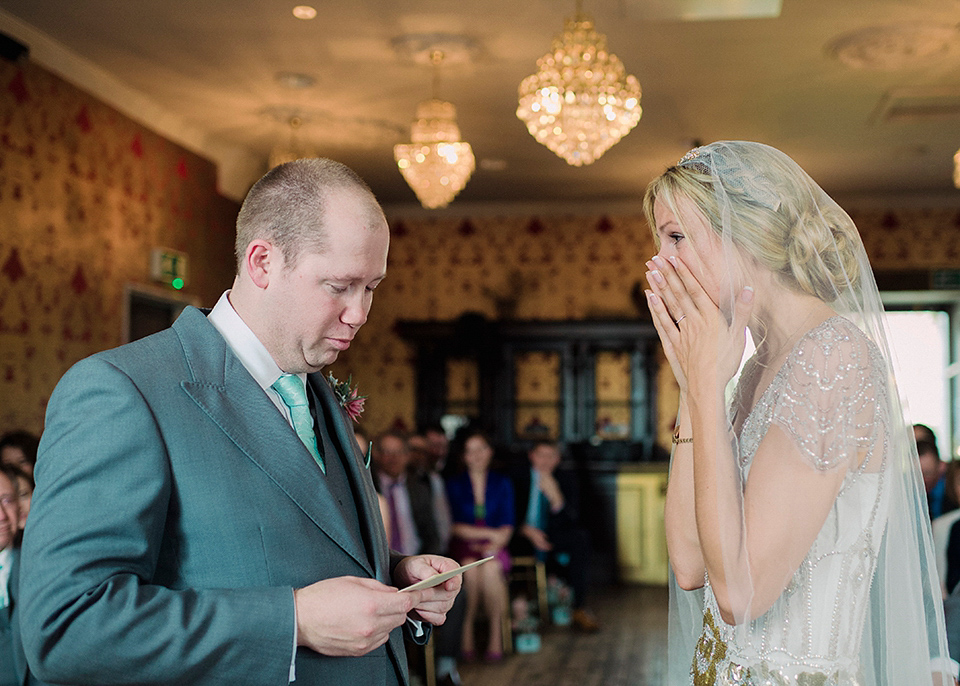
[509, 555, 549, 625]
[422, 634, 436, 686]
[407, 635, 436, 686]
[502, 605, 513, 655]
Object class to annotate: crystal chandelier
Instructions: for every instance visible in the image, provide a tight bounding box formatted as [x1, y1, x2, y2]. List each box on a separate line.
[516, 2, 642, 166]
[394, 51, 475, 209]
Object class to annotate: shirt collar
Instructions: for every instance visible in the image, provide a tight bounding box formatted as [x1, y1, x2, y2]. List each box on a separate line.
[207, 290, 306, 392]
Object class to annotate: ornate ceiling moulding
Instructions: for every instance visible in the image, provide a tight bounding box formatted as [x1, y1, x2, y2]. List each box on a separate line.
[827, 23, 960, 71]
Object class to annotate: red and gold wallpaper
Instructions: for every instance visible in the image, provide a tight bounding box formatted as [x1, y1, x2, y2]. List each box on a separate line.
[329, 206, 960, 448]
[0, 59, 238, 434]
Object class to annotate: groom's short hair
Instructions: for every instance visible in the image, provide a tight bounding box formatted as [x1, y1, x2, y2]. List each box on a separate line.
[234, 157, 384, 272]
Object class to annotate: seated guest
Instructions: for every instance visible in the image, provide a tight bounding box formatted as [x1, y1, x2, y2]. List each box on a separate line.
[934, 460, 960, 595]
[409, 432, 454, 554]
[355, 428, 391, 536]
[409, 431, 464, 686]
[919, 437, 953, 519]
[372, 431, 439, 557]
[511, 441, 600, 632]
[410, 431, 463, 685]
[915, 422, 938, 445]
[424, 422, 453, 476]
[371, 433, 445, 684]
[0, 431, 38, 478]
[0, 465, 22, 686]
[446, 430, 514, 661]
[12, 468, 32, 540]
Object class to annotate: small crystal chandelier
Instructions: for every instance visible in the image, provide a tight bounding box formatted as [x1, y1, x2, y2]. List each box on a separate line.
[394, 51, 475, 209]
[516, 0, 642, 166]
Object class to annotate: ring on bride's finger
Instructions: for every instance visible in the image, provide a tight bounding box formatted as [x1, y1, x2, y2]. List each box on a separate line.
[675, 315, 687, 325]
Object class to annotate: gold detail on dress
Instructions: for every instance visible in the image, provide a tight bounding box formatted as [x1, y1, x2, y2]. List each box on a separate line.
[692, 608, 740, 685]
[690, 608, 858, 685]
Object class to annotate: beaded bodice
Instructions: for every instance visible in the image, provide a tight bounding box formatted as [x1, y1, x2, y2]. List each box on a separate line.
[693, 317, 891, 685]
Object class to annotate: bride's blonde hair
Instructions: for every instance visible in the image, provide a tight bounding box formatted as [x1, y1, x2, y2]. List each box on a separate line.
[643, 142, 861, 303]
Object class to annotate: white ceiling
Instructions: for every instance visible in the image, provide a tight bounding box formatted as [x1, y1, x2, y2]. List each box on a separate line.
[1, 0, 960, 209]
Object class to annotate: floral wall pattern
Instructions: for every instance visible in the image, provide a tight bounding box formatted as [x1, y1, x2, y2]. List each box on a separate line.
[0, 59, 238, 434]
[330, 206, 960, 449]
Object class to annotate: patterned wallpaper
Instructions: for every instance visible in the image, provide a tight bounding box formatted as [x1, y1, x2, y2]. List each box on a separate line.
[327, 214, 658, 440]
[328, 205, 960, 449]
[4, 60, 960, 452]
[0, 59, 238, 434]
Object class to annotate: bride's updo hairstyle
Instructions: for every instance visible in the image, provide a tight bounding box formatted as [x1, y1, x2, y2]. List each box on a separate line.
[644, 141, 861, 303]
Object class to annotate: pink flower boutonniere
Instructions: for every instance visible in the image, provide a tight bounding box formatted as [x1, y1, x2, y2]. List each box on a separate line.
[327, 373, 366, 423]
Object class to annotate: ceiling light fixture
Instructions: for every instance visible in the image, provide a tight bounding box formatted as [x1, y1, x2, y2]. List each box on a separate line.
[516, 0, 642, 166]
[269, 115, 315, 169]
[292, 5, 317, 20]
[394, 50, 476, 209]
[275, 71, 316, 90]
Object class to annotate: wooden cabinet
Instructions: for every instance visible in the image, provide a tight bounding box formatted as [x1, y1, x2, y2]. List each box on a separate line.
[399, 316, 668, 582]
[398, 316, 661, 459]
[616, 467, 669, 585]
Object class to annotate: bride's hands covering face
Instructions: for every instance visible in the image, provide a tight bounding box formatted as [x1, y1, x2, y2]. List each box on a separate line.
[645, 254, 754, 400]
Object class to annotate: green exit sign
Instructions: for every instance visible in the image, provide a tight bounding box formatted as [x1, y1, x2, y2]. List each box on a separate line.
[150, 248, 188, 290]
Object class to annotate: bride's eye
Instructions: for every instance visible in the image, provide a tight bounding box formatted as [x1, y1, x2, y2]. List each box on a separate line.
[670, 233, 684, 245]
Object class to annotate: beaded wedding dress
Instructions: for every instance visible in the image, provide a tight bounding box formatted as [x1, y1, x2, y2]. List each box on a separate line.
[692, 317, 889, 686]
[657, 141, 951, 686]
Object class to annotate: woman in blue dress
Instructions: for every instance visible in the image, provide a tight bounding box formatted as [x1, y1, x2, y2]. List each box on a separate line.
[446, 430, 514, 661]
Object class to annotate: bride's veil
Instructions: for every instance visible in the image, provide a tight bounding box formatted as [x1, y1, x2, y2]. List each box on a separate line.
[650, 141, 950, 684]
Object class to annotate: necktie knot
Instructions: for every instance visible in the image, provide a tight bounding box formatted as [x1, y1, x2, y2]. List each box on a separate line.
[271, 374, 325, 474]
[272, 373, 309, 408]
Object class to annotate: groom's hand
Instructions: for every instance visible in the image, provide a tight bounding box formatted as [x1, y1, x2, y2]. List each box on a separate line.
[393, 554, 462, 625]
[294, 576, 421, 656]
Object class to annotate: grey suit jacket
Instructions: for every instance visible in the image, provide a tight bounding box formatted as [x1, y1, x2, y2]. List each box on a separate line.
[19, 307, 415, 685]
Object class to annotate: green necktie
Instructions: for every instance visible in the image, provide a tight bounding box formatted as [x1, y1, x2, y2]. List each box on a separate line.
[271, 373, 325, 474]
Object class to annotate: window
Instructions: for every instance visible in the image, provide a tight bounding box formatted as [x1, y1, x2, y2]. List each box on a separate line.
[886, 309, 951, 457]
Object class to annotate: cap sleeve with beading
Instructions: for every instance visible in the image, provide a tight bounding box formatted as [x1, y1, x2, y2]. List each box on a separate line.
[770, 318, 887, 474]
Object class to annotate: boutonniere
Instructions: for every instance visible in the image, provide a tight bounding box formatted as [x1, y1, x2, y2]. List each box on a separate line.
[327, 373, 366, 423]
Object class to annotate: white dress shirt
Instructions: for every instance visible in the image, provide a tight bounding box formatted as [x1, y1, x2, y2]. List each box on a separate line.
[207, 291, 309, 430]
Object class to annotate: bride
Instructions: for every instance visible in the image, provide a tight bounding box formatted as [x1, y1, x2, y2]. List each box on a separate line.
[643, 141, 951, 685]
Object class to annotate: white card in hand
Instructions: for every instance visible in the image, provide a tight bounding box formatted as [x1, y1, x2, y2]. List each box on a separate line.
[400, 556, 495, 592]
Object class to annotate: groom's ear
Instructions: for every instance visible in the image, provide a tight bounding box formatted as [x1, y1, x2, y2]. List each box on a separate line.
[244, 240, 278, 290]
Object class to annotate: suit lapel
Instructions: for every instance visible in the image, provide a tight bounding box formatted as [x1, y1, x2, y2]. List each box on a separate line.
[309, 373, 390, 584]
[310, 375, 404, 679]
[173, 308, 373, 575]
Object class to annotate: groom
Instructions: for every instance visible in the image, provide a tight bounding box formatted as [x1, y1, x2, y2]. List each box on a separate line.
[19, 158, 460, 685]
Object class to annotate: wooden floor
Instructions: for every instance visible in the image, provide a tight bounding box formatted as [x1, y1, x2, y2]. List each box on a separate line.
[458, 584, 669, 686]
